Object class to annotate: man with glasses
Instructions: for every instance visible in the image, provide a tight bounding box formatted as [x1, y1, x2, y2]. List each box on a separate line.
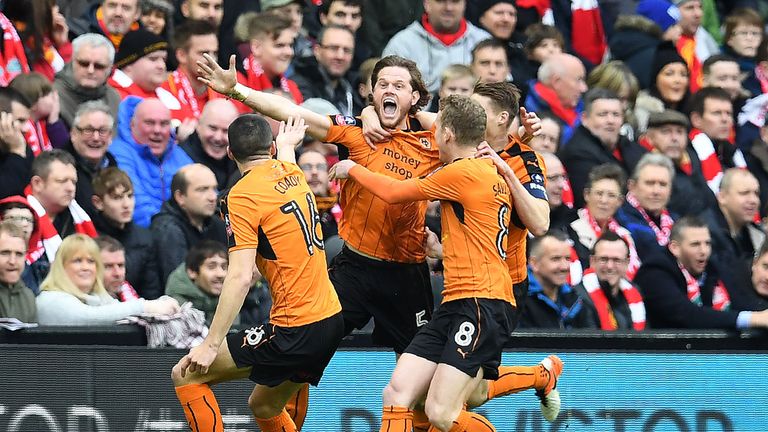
[572, 232, 647, 331]
[63, 101, 118, 219]
[293, 25, 361, 116]
[297, 149, 339, 239]
[542, 152, 576, 231]
[54, 33, 122, 129]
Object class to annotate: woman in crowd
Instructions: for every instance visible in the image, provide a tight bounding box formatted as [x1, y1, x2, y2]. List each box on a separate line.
[721, 8, 764, 75]
[36, 234, 179, 325]
[587, 60, 641, 141]
[634, 41, 690, 133]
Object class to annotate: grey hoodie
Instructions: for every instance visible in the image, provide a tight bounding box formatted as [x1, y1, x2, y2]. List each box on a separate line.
[53, 62, 122, 128]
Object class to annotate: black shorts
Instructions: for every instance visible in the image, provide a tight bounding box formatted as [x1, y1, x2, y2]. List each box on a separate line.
[512, 278, 529, 323]
[404, 298, 517, 380]
[329, 246, 434, 353]
[226, 312, 344, 386]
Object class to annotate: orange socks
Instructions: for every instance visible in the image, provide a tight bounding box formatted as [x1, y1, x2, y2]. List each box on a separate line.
[255, 409, 297, 432]
[413, 408, 431, 432]
[427, 410, 496, 432]
[380, 405, 413, 432]
[486, 365, 541, 400]
[285, 383, 310, 430]
[175, 383, 224, 432]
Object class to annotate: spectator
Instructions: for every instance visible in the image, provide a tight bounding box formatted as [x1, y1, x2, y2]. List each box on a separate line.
[702, 55, 747, 102]
[468, 0, 527, 89]
[0, 10, 30, 86]
[69, 0, 141, 50]
[36, 233, 179, 325]
[95, 235, 141, 302]
[260, 0, 314, 65]
[150, 164, 226, 285]
[616, 153, 677, 261]
[165, 239, 231, 326]
[0, 196, 46, 294]
[382, 0, 491, 93]
[362, 0, 423, 56]
[525, 53, 587, 145]
[109, 97, 193, 227]
[298, 150, 340, 239]
[519, 230, 594, 329]
[689, 87, 744, 194]
[702, 169, 764, 278]
[558, 88, 647, 208]
[609, 14, 667, 91]
[573, 232, 646, 330]
[53, 33, 122, 128]
[140, 0, 174, 38]
[721, 8, 763, 76]
[587, 61, 641, 141]
[0, 87, 34, 200]
[236, 12, 304, 104]
[9, 72, 68, 153]
[634, 41, 690, 133]
[566, 163, 640, 281]
[355, 56, 378, 108]
[635, 0, 681, 43]
[292, 25, 360, 116]
[745, 242, 768, 309]
[470, 38, 510, 84]
[108, 29, 190, 126]
[519, 23, 565, 95]
[642, 110, 716, 216]
[541, 152, 576, 231]
[180, 0, 224, 29]
[3, 0, 71, 81]
[529, 111, 562, 154]
[26, 150, 98, 252]
[318, 0, 370, 71]
[437, 64, 475, 99]
[0, 221, 37, 323]
[91, 167, 162, 299]
[162, 20, 222, 121]
[673, 0, 718, 92]
[745, 121, 768, 217]
[180, 99, 239, 191]
[634, 216, 768, 329]
[63, 101, 118, 219]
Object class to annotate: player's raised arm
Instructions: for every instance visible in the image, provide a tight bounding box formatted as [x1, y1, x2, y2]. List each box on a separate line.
[330, 160, 427, 204]
[197, 54, 331, 139]
[274, 116, 308, 164]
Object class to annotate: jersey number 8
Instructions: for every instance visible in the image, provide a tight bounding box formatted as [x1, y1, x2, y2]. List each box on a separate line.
[280, 192, 325, 255]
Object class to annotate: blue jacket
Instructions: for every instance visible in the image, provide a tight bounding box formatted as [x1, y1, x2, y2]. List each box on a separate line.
[615, 202, 678, 263]
[523, 79, 583, 145]
[519, 267, 593, 329]
[109, 96, 193, 228]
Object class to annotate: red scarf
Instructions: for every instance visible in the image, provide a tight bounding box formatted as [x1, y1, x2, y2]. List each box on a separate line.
[516, 0, 551, 18]
[581, 268, 646, 330]
[561, 175, 574, 208]
[0, 13, 30, 86]
[676, 260, 731, 311]
[24, 186, 98, 264]
[13, 20, 68, 81]
[578, 207, 641, 280]
[756, 64, 768, 95]
[164, 69, 215, 119]
[570, 0, 607, 65]
[96, 7, 138, 49]
[689, 128, 747, 194]
[677, 34, 702, 93]
[533, 81, 579, 126]
[241, 54, 303, 104]
[23, 120, 52, 156]
[116, 281, 140, 302]
[568, 245, 583, 285]
[420, 14, 468, 46]
[625, 192, 674, 247]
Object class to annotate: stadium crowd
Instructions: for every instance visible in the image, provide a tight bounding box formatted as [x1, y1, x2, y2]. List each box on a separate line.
[3, 0, 768, 336]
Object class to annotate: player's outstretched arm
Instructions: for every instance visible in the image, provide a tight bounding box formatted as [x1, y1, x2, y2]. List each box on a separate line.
[475, 143, 549, 236]
[177, 247, 257, 376]
[275, 116, 308, 164]
[330, 160, 427, 204]
[197, 54, 331, 139]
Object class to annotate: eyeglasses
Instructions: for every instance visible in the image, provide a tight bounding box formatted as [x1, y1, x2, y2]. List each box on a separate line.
[594, 256, 628, 265]
[319, 44, 354, 55]
[4, 215, 34, 224]
[74, 126, 112, 136]
[75, 59, 110, 71]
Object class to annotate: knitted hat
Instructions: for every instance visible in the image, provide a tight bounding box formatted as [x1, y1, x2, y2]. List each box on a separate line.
[636, 0, 679, 32]
[648, 109, 689, 128]
[141, 0, 173, 15]
[260, 0, 303, 10]
[650, 41, 687, 84]
[467, 0, 516, 25]
[114, 29, 168, 69]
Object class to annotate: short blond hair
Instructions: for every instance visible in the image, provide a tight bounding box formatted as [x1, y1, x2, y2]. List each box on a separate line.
[438, 95, 486, 147]
[40, 234, 109, 302]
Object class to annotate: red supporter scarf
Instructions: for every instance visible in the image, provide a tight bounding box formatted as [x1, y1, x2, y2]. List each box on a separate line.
[676, 259, 731, 311]
[677, 35, 702, 93]
[420, 14, 467, 46]
[625, 192, 673, 247]
[166, 69, 214, 119]
[516, 0, 551, 18]
[581, 268, 646, 330]
[24, 186, 98, 265]
[96, 7, 139, 48]
[689, 128, 747, 193]
[756, 65, 768, 95]
[578, 207, 641, 280]
[533, 81, 579, 126]
[117, 281, 140, 302]
[0, 13, 30, 86]
[243, 54, 292, 95]
[570, 0, 607, 65]
[561, 176, 574, 208]
[23, 120, 52, 156]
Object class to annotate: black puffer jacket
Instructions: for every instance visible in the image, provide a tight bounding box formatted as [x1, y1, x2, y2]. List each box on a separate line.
[609, 15, 663, 90]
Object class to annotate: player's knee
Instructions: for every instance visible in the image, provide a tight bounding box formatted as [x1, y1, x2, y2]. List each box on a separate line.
[382, 381, 411, 407]
[465, 381, 488, 409]
[425, 401, 459, 431]
[248, 393, 283, 419]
